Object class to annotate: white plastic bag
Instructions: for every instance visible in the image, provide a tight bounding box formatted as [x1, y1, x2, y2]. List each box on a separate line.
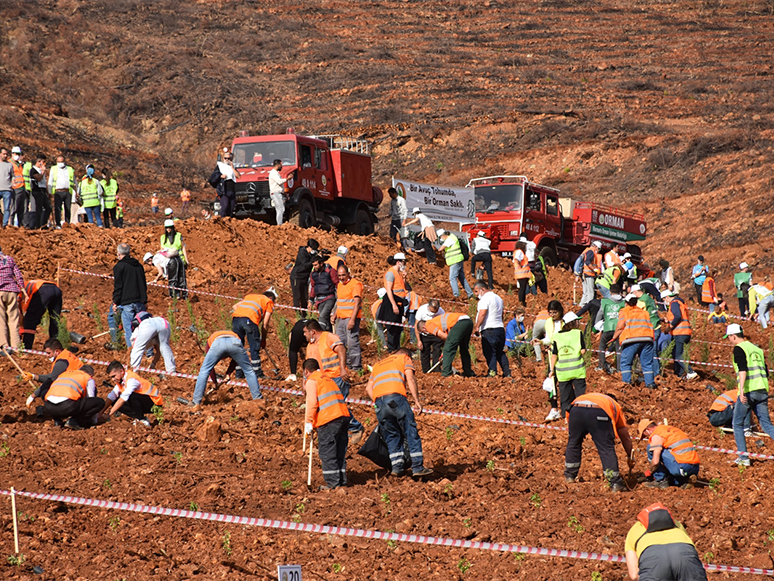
[542, 376, 555, 393]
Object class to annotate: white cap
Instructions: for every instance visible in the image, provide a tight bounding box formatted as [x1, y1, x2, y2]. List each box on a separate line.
[143, 252, 153, 262]
[724, 323, 743, 337]
[11, 146, 22, 154]
[265, 286, 278, 299]
[477, 231, 485, 237]
[519, 236, 527, 242]
[164, 219, 175, 228]
[623, 252, 632, 259]
[592, 241, 602, 248]
[436, 228, 445, 237]
[412, 207, 421, 214]
[377, 288, 387, 299]
[660, 289, 674, 299]
[739, 262, 749, 269]
[624, 293, 636, 301]
[164, 208, 173, 216]
[394, 252, 406, 261]
[562, 312, 579, 324]
[337, 245, 348, 256]
[630, 284, 641, 293]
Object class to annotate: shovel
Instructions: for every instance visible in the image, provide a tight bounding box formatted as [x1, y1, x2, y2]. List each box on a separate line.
[263, 348, 281, 376]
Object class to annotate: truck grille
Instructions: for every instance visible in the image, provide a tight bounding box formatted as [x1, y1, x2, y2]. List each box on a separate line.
[236, 180, 269, 202]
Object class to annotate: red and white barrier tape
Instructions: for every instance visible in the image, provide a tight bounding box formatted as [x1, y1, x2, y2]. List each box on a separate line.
[14, 348, 774, 461]
[0, 489, 770, 575]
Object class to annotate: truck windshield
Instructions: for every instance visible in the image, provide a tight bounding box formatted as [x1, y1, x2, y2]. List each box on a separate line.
[474, 185, 524, 213]
[232, 141, 296, 168]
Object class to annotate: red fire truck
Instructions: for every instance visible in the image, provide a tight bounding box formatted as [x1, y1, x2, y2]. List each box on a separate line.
[461, 175, 646, 265]
[215, 131, 382, 234]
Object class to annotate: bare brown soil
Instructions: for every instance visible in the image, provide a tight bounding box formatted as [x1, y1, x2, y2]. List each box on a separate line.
[1, 0, 774, 578]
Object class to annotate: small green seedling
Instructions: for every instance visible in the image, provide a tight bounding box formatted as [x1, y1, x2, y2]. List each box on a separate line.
[445, 427, 454, 441]
[0, 442, 10, 457]
[443, 482, 454, 498]
[222, 531, 232, 556]
[103, 478, 113, 490]
[108, 516, 120, 532]
[530, 493, 542, 508]
[332, 563, 342, 573]
[189, 502, 199, 511]
[568, 516, 585, 534]
[7, 554, 25, 566]
[463, 517, 472, 528]
[457, 558, 471, 574]
[486, 460, 495, 472]
[151, 405, 164, 425]
[281, 480, 293, 492]
[514, 552, 526, 562]
[519, 436, 526, 446]
[172, 452, 183, 465]
[591, 572, 603, 581]
[380, 493, 391, 513]
[708, 477, 720, 492]
[703, 552, 714, 563]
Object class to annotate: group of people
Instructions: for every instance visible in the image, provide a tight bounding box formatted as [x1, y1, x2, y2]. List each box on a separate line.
[0, 146, 124, 230]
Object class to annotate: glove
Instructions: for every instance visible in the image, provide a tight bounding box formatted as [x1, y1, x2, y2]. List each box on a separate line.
[25, 395, 35, 408]
[644, 469, 652, 478]
[305, 422, 313, 435]
[21, 371, 34, 382]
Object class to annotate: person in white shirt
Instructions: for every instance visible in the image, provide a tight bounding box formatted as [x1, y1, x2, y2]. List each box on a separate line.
[519, 236, 536, 262]
[472, 281, 510, 378]
[268, 159, 288, 225]
[128, 311, 176, 373]
[216, 150, 240, 217]
[403, 207, 437, 264]
[388, 187, 408, 245]
[48, 155, 76, 227]
[414, 298, 445, 372]
[470, 231, 494, 289]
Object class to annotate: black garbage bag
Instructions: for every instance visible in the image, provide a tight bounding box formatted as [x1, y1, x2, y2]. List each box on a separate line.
[357, 425, 411, 471]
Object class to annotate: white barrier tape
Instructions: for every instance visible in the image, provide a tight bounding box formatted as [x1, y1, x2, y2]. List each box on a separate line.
[0, 489, 770, 575]
[15, 348, 774, 461]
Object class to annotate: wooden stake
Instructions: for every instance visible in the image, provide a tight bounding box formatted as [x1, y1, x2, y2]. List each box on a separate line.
[302, 429, 307, 453]
[307, 434, 313, 487]
[11, 487, 19, 555]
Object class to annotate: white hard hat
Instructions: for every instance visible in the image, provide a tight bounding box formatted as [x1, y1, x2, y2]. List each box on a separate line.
[164, 208, 173, 216]
[11, 146, 22, 154]
[436, 228, 445, 237]
[562, 312, 579, 324]
[592, 241, 602, 248]
[624, 293, 636, 301]
[337, 245, 348, 256]
[739, 262, 749, 269]
[265, 286, 278, 299]
[164, 219, 175, 228]
[412, 207, 421, 214]
[143, 252, 153, 263]
[724, 323, 743, 337]
[630, 284, 641, 293]
[623, 252, 632, 259]
[394, 252, 406, 261]
[519, 236, 528, 242]
[377, 288, 387, 299]
[660, 289, 674, 299]
[477, 231, 485, 237]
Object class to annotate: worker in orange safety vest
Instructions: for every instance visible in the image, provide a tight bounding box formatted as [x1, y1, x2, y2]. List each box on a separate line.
[637, 419, 700, 488]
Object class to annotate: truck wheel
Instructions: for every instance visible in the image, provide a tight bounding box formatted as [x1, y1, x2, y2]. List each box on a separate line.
[293, 197, 316, 229]
[539, 246, 557, 266]
[349, 209, 374, 236]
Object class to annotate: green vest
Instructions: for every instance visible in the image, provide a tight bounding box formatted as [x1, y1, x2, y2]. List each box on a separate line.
[597, 266, 619, 290]
[600, 296, 624, 332]
[50, 165, 75, 194]
[553, 328, 586, 381]
[22, 161, 33, 191]
[444, 234, 464, 265]
[116, 205, 124, 218]
[79, 177, 100, 207]
[101, 178, 118, 208]
[638, 293, 661, 329]
[733, 341, 769, 394]
[161, 232, 186, 264]
[734, 272, 752, 298]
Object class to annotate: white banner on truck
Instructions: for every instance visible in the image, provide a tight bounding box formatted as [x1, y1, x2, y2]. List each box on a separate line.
[392, 177, 476, 223]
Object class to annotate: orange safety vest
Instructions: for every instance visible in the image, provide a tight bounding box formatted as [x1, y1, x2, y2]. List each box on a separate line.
[123, 371, 163, 406]
[425, 313, 466, 336]
[180, 190, 190, 202]
[582, 248, 603, 277]
[709, 390, 737, 412]
[232, 294, 273, 326]
[11, 160, 25, 189]
[371, 352, 414, 399]
[667, 299, 692, 337]
[308, 370, 349, 428]
[336, 279, 363, 319]
[604, 250, 622, 267]
[571, 393, 624, 439]
[385, 265, 407, 298]
[51, 349, 82, 373]
[371, 298, 383, 320]
[46, 370, 90, 402]
[406, 291, 422, 312]
[701, 278, 716, 304]
[307, 331, 343, 378]
[21, 280, 56, 313]
[651, 425, 700, 465]
[326, 255, 345, 272]
[151, 195, 158, 207]
[513, 251, 531, 280]
[206, 330, 240, 350]
[534, 310, 549, 325]
[619, 305, 655, 343]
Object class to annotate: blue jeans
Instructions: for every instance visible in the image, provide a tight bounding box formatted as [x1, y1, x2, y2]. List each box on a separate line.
[231, 316, 262, 376]
[647, 447, 700, 483]
[84, 206, 103, 226]
[333, 377, 363, 433]
[449, 262, 473, 298]
[407, 311, 417, 344]
[652, 329, 661, 376]
[595, 284, 611, 299]
[374, 393, 424, 472]
[620, 341, 655, 387]
[109, 302, 146, 347]
[673, 335, 694, 377]
[0, 191, 12, 226]
[733, 391, 774, 460]
[193, 336, 262, 404]
[757, 295, 774, 329]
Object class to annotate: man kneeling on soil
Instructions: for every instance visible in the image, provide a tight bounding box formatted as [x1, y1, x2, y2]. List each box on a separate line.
[624, 503, 708, 581]
[42, 364, 104, 430]
[101, 360, 163, 427]
[191, 330, 263, 406]
[365, 348, 432, 478]
[303, 358, 350, 490]
[637, 419, 700, 488]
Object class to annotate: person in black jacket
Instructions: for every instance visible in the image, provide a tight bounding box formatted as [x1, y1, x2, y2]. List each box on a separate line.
[108, 243, 148, 348]
[289, 238, 319, 316]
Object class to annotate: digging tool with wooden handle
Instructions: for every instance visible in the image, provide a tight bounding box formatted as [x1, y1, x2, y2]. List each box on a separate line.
[2, 349, 37, 390]
[307, 434, 314, 487]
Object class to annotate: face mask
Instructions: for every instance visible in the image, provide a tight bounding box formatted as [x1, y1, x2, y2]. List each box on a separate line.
[398, 262, 406, 272]
[12, 154, 19, 161]
[58, 162, 65, 168]
[517, 317, 525, 323]
[87, 167, 95, 177]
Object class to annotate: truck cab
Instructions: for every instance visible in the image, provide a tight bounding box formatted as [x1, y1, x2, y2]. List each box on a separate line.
[219, 132, 381, 234]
